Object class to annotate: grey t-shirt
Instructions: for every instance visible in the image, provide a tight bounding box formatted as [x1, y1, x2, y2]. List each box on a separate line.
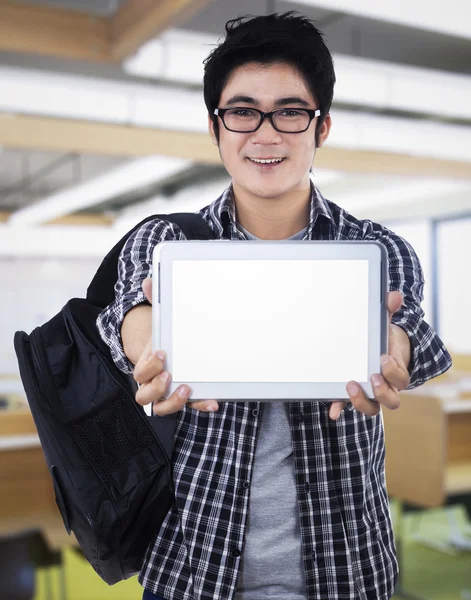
[235, 225, 307, 600]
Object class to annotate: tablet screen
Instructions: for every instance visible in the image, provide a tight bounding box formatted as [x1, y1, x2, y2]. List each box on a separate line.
[171, 259, 369, 383]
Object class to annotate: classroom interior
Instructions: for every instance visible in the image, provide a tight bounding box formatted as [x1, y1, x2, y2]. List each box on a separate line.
[0, 0, 470, 599]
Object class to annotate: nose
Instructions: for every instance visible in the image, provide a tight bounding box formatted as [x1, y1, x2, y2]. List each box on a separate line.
[250, 116, 282, 145]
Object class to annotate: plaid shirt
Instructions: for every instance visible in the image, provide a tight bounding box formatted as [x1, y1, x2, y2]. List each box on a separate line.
[97, 185, 451, 600]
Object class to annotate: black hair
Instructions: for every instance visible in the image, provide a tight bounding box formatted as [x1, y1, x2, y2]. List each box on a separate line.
[203, 12, 335, 146]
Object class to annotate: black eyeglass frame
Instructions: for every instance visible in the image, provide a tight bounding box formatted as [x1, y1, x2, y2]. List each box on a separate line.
[213, 107, 321, 134]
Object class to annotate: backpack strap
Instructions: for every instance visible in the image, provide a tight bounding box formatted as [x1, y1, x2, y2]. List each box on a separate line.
[86, 213, 215, 309]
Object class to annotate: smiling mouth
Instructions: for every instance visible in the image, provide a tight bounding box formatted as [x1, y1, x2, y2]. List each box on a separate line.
[248, 157, 286, 164]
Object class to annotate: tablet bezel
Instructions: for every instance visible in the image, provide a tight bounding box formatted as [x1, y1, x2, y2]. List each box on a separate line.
[152, 240, 388, 401]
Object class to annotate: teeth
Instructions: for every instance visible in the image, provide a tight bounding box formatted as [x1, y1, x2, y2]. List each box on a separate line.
[249, 158, 284, 164]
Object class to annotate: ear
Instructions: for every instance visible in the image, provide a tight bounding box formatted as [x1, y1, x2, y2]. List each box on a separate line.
[316, 113, 332, 148]
[208, 114, 218, 146]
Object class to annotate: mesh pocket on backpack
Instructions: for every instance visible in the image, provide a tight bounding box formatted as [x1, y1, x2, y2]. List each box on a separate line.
[68, 390, 156, 482]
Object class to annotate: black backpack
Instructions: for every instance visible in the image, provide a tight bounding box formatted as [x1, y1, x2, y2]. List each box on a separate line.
[13, 213, 215, 585]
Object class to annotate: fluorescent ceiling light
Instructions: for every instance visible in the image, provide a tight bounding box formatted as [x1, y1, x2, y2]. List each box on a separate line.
[8, 155, 192, 227]
[287, 0, 471, 39]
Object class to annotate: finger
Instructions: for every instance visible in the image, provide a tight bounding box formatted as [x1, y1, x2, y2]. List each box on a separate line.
[380, 354, 409, 391]
[370, 374, 401, 411]
[386, 291, 403, 318]
[346, 382, 381, 417]
[190, 399, 220, 412]
[136, 370, 172, 406]
[152, 385, 192, 416]
[134, 349, 166, 384]
[142, 278, 153, 304]
[329, 401, 346, 421]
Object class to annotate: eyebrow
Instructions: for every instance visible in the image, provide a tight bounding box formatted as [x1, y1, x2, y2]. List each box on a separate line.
[225, 95, 311, 107]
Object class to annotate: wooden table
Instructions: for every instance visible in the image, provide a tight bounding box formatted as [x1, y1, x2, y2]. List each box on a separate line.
[383, 382, 471, 508]
[0, 410, 76, 549]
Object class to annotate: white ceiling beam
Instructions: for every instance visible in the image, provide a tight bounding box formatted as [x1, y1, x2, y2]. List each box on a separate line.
[333, 55, 471, 121]
[288, 0, 471, 39]
[327, 110, 470, 163]
[0, 66, 207, 131]
[123, 28, 216, 84]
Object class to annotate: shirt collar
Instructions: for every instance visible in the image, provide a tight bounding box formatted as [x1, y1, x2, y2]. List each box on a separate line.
[209, 182, 336, 240]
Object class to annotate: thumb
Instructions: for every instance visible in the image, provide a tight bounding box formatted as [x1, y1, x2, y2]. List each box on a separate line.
[329, 401, 346, 421]
[387, 291, 403, 318]
[142, 278, 153, 304]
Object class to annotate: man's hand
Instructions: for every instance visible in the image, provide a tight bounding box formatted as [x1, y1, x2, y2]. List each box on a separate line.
[329, 291, 410, 420]
[134, 278, 219, 416]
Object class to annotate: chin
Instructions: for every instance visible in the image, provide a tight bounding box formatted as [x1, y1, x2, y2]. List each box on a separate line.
[245, 182, 298, 200]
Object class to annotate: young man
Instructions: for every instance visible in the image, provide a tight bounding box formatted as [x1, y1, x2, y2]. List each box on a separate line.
[97, 13, 451, 600]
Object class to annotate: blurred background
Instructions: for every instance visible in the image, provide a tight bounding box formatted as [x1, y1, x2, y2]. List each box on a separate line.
[0, 0, 470, 598]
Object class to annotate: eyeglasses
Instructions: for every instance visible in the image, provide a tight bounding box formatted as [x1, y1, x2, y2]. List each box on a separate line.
[214, 107, 321, 134]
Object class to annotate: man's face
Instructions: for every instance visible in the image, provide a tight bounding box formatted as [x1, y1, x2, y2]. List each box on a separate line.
[209, 61, 331, 201]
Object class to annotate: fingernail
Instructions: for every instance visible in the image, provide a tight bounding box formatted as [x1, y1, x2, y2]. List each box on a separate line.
[372, 374, 382, 387]
[380, 355, 390, 366]
[158, 371, 170, 383]
[177, 385, 190, 398]
[156, 350, 166, 361]
[347, 383, 358, 396]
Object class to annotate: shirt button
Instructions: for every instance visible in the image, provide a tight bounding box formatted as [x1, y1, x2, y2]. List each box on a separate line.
[298, 413, 304, 424]
[232, 548, 241, 557]
[305, 481, 310, 493]
[252, 409, 259, 417]
[242, 481, 250, 490]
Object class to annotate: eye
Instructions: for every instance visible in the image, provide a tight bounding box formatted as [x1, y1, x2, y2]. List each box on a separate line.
[279, 109, 304, 117]
[229, 108, 257, 118]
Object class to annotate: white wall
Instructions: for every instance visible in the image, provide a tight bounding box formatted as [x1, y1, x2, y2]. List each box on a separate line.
[437, 218, 471, 354]
[0, 256, 101, 375]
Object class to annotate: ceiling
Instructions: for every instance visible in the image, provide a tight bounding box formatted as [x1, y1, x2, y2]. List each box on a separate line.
[0, 0, 470, 235]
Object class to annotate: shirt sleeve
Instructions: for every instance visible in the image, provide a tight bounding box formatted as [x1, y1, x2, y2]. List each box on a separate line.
[363, 220, 452, 388]
[96, 219, 186, 374]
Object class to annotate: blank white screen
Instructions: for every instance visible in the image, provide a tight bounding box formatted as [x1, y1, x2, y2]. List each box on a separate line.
[172, 260, 368, 382]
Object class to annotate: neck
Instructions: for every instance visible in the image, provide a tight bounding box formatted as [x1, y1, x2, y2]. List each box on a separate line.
[233, 183, 311, 240]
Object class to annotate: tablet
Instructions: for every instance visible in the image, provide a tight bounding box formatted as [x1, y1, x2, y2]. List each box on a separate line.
[152, 241, 388, 401]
